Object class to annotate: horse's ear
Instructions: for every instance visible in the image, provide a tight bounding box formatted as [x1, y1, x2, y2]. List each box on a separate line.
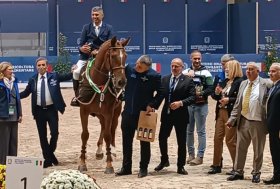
[111, 36, 117, 47]
[121, 37, 131, 47]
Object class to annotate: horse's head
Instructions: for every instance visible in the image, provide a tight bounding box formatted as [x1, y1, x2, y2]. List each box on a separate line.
[107, 36, 130, 89]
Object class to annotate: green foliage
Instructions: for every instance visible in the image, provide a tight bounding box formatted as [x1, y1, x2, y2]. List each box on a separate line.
[53, 33, 72, 74]
[263, 37, 280, 74]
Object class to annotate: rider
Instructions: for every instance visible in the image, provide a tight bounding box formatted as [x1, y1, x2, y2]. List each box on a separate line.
[71, 6, 114, 106]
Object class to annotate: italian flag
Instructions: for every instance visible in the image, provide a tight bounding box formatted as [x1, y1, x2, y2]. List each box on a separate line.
[36, 160, 43, 166]
[152, 63, 161, 73]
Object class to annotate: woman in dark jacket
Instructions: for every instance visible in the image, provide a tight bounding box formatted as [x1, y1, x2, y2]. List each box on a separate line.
[0, 61, 22, 164]
[208, 60, 243, 174]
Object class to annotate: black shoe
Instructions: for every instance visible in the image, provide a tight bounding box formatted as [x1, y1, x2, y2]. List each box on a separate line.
[115, 168, 132, 176]
[70, 97, 80, 107]
[51, 154, 59, 166]
[208, 165, 221, 174]
[252, 174, 261, 183]
[43, 161, 53, 168]
[138, 168, 148, 178]
[263, 176, 280, 185]
[226, 169, 235, 175]
[227, 173, 244, 181]
[177, 167, 188, 175]
[154, 161, 170, 172]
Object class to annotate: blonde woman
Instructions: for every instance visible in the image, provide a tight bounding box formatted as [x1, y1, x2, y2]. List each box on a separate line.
[0, 61, 22, 164]
[208, 60, 243, 174]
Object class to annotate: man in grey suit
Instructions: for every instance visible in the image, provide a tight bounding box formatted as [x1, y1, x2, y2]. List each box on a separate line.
[226, 62, 271, 183]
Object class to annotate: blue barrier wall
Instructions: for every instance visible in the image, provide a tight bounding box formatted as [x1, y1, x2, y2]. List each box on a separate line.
[0, 54, 265, 83]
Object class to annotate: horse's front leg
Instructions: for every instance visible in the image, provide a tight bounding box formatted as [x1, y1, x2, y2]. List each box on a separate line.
[78, 110, 89, 172]
[103, 119, 114, 174]
[96, 115, 104, 160]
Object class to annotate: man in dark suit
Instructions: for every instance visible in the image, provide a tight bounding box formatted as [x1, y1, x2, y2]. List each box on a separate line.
[20, 57, 72, 168]
[154, 58, 195, 175]
[264, 62, 280, 185]
[71, 6, 113, 106]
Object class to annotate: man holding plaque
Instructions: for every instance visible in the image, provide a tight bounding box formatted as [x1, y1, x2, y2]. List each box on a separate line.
[183, 50, 213, 166]
[154, 58, 195, 175]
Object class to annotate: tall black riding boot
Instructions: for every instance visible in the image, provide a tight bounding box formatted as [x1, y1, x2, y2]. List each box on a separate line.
[70, 79, 80, 106]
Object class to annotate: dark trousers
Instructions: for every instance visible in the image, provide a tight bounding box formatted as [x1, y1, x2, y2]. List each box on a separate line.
[0, 122, 18, 165]
[158, 119, 187, 168]
[269, 131, 280, 176]
[121, 114, 150, 170]
[35, 105, 59, 164]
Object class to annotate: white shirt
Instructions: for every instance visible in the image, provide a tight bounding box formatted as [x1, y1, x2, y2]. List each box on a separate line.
[37, 73, 53, 106]
[242, 77, 262, 121]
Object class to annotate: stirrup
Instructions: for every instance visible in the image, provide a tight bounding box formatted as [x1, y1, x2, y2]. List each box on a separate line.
[70, 97, 80, 107]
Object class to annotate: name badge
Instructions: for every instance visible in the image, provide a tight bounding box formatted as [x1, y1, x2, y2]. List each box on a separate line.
[9, 105, 15, 115]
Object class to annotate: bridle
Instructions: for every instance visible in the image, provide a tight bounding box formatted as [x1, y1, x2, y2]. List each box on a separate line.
[84, 44, 127, 106]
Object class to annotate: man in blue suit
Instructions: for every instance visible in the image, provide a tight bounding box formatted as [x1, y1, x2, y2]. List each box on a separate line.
[71, 6, 113, 106]
[20, 57, 72, 168]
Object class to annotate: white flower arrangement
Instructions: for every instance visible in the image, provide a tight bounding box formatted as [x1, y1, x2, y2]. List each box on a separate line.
[41, 169, 101, 189]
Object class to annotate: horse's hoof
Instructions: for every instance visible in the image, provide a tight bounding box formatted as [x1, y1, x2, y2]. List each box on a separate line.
[96, 153, 104, 160]
[78, 165, 87, 172]
[104, 167, 114, 174]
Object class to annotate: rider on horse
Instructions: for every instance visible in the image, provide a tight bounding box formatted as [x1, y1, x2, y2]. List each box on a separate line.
[71, 6, 114, 106]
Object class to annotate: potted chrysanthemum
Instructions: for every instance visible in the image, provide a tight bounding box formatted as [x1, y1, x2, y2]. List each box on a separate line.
[41, 169, 101, 189]
[0, 164, 6, 189]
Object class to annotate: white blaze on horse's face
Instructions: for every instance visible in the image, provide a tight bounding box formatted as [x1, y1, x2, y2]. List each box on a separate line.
[119, 49, 124, 74]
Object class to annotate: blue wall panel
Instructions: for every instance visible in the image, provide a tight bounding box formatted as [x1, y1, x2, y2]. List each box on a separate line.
[228, 2, 257, 53]
[0, 3, 48, 32]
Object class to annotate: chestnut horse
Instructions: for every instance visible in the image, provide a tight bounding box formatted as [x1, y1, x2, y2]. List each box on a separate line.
[78, 36, 130, 174]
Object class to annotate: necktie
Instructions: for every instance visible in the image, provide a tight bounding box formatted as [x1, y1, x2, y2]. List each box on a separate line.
[268, 84, 275, 97]
[41, 76, 46, 107]
[168, 77, 177, 103]
[170, 77, 177, 93]
[95, 26, 100, 36]
[241, 82, 253, 116]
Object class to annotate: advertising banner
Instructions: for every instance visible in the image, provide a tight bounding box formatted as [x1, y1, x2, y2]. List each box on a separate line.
[258, 0, 280, 53]
[187, 0, 227, 54]
[145, 0, 185, 54]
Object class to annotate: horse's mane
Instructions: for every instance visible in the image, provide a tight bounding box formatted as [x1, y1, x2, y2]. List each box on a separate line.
[99, 38, 112, 52]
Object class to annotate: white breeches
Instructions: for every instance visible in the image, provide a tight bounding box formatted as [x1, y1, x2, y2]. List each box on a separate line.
[73, 60, 87, 80]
